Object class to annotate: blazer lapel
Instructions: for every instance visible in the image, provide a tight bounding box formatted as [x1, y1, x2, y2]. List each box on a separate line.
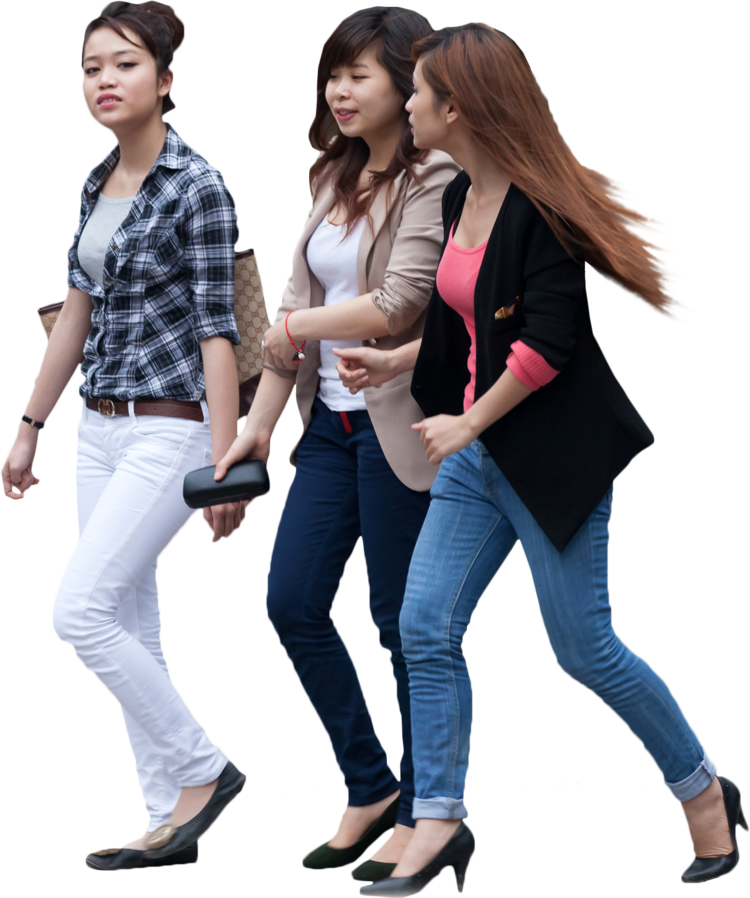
[356, 173, 404, 294]
[295, 183, 336, 310]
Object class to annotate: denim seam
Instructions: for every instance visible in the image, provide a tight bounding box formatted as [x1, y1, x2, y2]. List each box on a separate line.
[440, 508, 500, 797]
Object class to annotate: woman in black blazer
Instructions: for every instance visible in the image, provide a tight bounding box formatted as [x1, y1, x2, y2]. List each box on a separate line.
[334, 24, 746, 897]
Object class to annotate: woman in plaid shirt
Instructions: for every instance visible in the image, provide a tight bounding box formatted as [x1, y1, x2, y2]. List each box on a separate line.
[2, 2, 245, 870]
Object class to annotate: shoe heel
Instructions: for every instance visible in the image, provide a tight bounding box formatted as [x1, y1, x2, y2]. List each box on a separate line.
[451, 821, 477, 894]
[739, 804, 748, 831]
[453, 857, 470, 893]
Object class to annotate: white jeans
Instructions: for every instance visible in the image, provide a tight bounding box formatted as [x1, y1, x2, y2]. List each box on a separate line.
[54, 401, 227, 830]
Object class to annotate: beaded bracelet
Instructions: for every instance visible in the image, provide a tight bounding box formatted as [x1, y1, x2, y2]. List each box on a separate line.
[284, 311, 307, 361]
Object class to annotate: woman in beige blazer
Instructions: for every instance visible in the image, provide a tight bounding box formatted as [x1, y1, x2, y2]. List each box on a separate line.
[217, 7, 458, 881]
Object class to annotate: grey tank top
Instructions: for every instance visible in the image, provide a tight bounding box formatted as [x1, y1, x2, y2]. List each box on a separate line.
[77, 193, 135, 287]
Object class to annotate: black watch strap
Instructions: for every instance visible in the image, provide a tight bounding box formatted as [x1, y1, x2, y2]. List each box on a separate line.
[22, 415, 44, 430]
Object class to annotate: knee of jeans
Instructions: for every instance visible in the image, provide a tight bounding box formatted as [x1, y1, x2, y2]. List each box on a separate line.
[399, 597, 442, 664]
[555, 650, 594, 685]
[53, 588, 90, 646]
[266, 579, 317, 639]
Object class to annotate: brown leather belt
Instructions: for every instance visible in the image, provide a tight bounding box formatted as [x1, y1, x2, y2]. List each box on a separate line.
[86, 397, 204, 422]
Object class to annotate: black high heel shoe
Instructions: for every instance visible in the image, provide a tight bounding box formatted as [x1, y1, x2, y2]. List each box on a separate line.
[360, 822, 474, 896]
[682, 776, 748, 883]
[303, 795, 400, 869]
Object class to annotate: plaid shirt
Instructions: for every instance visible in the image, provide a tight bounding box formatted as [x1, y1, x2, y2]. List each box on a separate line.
[68, 124, 240, 401]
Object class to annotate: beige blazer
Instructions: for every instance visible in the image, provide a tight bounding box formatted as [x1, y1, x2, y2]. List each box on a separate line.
[265, 149, 461, 491]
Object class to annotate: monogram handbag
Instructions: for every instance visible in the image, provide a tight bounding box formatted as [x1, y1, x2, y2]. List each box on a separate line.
[38, 248, 269, 418]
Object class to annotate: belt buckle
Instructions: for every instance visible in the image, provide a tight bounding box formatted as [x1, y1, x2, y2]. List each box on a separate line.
[97, 398, 115, 417]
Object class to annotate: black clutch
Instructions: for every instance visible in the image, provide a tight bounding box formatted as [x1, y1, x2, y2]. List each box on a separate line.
[183, 459, 270, 509]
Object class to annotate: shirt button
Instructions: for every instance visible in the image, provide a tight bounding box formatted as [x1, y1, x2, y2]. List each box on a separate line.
[111, 244, 116, 251]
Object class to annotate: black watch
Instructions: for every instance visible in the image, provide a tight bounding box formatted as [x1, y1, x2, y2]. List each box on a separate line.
[22, 415, 44, 430]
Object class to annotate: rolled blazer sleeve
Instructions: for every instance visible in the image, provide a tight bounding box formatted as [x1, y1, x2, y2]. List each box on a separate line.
[371, 153, 460, 335]
[516, 208, 585, 373]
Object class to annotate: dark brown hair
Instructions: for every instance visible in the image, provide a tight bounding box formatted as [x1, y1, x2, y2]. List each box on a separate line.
[309, 7, 432, 233]
[83, 2, 184, 113]
[414, 24, 669, 309]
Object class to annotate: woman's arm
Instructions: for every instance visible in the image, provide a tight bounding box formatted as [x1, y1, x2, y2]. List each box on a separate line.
[464, 369, 533, 435]
[333, 339, 422, 393]
[200, 336, 239, 463]
[290, 293, 389, 341]
[413, 369, 532, 465]
[263, 293, 389, 370]
[24, 287, 93, 421]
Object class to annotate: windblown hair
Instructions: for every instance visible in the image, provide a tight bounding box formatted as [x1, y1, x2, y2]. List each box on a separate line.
[83, 2, 184, 113]
[309, 7, 432, 234]
[414, 25, 669, 309]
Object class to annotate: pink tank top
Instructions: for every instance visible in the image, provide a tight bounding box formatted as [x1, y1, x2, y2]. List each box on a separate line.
[436, 223, 560, 412]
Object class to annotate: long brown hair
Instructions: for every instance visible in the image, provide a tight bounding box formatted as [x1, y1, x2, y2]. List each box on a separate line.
[309, 7, 431, 234]
[83, 2, 184, 113]
[414, 25, 668, 309]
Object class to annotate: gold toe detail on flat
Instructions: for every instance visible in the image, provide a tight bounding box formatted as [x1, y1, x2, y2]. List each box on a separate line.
[145, 824, 176, 849]
[91, 848, 122, 857]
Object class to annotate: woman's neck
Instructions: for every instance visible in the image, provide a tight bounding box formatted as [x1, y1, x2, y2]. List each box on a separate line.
[109, 114, 168, 192]
[363, 118, 405, 173]
[446, 132, 511, 201]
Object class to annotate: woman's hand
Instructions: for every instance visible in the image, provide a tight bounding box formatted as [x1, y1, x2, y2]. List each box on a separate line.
[201, 502, 248, 545]
[3, 428, 40, 499]
[201, 428, 274, 545]
[263, 320, 300, 370]
[412, 414, 478, 465]
[333, 346, 395, 393]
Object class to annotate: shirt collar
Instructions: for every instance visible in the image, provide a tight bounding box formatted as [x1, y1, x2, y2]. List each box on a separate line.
[83, 123, 192, 202]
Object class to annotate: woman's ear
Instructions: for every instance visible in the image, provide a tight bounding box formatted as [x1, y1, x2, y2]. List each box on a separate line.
[158, 69, 173, 99]
[444, 100, 460, 126]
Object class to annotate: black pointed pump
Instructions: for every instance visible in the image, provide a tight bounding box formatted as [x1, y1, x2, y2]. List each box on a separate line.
[682, 776, 747, 883]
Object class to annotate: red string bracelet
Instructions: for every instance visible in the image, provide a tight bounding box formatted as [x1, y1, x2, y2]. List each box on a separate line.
[285, 311, 306, 361]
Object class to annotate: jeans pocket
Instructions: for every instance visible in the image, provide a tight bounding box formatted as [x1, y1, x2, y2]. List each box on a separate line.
[128, 416, 192, 451]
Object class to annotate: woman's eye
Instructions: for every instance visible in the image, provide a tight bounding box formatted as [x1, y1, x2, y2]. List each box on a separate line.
[84, 62, 136, 75]
[119, 62, 136, 69]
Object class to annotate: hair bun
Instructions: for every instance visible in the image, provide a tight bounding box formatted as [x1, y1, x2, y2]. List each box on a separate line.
[99, 2, 184, 54]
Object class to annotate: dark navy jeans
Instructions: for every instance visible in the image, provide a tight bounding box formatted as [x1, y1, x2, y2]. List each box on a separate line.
[267, 397, 431, 827]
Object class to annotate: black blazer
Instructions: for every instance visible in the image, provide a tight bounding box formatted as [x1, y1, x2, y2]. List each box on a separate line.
[411, 171, 654, 552]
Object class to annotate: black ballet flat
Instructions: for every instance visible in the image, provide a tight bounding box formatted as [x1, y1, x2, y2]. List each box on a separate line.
[682, 776, 748, 883]
[143, 760, 246, 859]
[86, 842, 198, 870]
[360, 822, 474, 896]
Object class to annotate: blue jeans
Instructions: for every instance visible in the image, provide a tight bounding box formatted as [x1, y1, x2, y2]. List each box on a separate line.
[267, 398, 431, 827]
[400, 440, 715, 819]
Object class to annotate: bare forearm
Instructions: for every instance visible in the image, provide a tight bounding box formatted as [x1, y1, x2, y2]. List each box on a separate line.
[25, 287, 92, 422]
[388, 339, 422, 377]
[244, 367, 296, 435]
[464, 368, 532, 437]
[200, 336, 240, 463]
[289, 294, 389, 341]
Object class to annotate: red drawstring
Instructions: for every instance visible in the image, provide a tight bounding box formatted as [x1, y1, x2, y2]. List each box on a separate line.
[340, 412, 353, 434]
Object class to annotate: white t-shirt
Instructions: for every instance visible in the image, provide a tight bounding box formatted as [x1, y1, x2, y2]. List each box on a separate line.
[306, 215, 368, 412]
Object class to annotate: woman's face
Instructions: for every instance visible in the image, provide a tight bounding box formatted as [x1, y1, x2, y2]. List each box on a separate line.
[325, 46, 405, 143]
[82, 26, 171, 130]
[406, 59, 451, 151]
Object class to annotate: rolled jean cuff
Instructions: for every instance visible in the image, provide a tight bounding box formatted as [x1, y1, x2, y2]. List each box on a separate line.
[667, 754, 717, 801]
[412, 797, 468, 820]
